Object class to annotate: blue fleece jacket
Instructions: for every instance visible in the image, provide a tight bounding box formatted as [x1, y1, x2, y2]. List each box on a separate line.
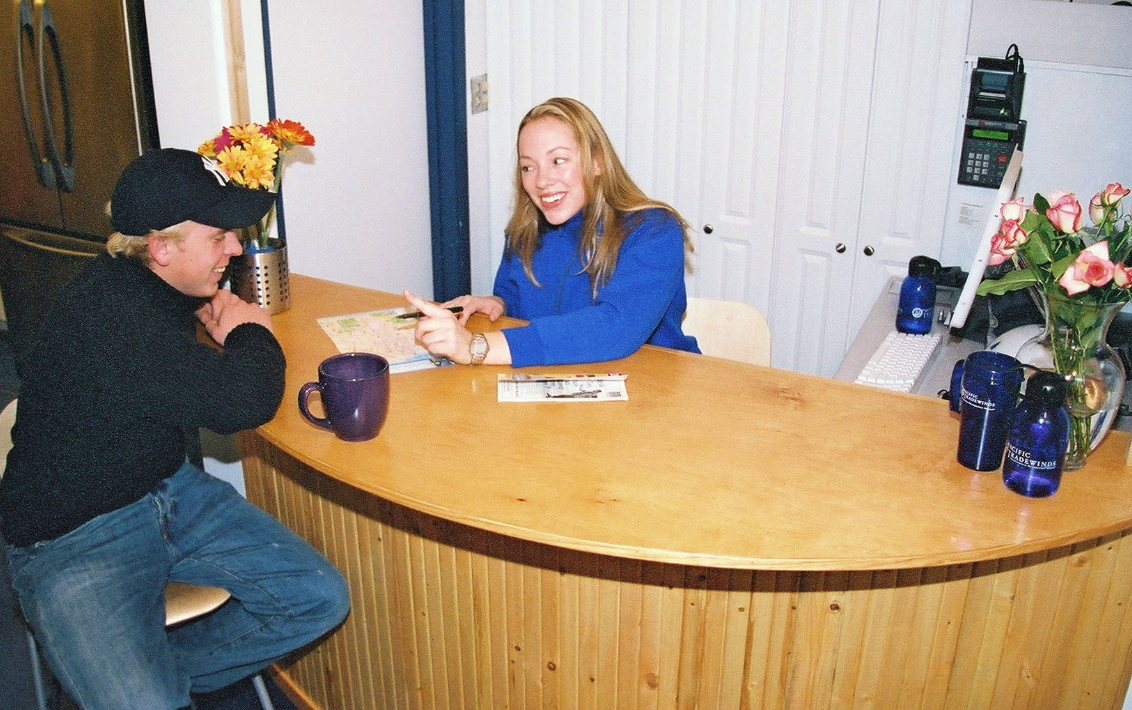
[493, 208, 700, 367]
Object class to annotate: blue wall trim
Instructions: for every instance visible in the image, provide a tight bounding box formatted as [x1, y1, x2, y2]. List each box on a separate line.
[422, 0, 470, 300]
[259, 0, 285, 243]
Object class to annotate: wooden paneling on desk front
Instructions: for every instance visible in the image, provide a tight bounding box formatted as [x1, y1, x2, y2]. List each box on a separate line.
[243, 275, 1132, 710]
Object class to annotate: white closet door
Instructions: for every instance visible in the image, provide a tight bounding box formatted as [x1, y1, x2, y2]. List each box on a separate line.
[682, 2, 790, 314]
[766, 0, 882, 376]
[847, 0, 974, 366]
[768, 0, 971, 375]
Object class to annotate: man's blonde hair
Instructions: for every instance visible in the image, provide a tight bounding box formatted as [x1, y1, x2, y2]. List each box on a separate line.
[106, 222, 189, 265]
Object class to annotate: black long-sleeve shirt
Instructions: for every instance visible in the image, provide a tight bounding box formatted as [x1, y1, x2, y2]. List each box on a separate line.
[0, 253, 285, 547]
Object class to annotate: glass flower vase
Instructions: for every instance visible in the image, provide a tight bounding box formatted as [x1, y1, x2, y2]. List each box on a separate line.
[1015, 290, 1126, 471]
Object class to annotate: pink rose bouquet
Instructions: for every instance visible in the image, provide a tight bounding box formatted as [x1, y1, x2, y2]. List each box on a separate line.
[978, 183, 1132, 467]
[979, 183, 1131, 305]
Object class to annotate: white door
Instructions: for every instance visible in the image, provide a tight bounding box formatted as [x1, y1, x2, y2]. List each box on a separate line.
[767, 0, 881, 375]
[684, 2, 790, 315]
[465, 0, 971, 374]
[850, 0, 974, 352]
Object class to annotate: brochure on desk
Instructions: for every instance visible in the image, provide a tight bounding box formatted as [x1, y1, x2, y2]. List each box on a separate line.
[497, 374, 628, 402]
[316, 308, 443, 374]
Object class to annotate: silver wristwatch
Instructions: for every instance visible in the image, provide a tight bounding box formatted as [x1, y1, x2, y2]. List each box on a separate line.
[468, 333, 489, 366]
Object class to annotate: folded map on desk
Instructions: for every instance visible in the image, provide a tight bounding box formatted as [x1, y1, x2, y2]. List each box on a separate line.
[317, 308, 444, 374]
[497, 373, 628, 402]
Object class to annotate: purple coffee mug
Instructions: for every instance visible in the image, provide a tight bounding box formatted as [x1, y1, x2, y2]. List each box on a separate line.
[298, 352, 390, 442]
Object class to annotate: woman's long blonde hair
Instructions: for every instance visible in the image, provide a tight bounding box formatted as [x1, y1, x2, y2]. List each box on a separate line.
[504, 97, 691, 295]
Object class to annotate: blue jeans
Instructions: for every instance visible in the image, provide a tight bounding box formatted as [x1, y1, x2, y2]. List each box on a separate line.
[6, 462, 350, 710]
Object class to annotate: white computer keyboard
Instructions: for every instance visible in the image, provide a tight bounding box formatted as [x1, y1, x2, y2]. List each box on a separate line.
[854, 330, 944, 393]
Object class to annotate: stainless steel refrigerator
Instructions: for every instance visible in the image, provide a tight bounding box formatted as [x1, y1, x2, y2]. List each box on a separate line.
[0, 0, 157, 240]
[0, 0, 157, 365]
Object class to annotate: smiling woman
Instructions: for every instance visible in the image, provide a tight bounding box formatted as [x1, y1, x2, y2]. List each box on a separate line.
[517, 114, 590, 226]
[404, 97, 701, 368]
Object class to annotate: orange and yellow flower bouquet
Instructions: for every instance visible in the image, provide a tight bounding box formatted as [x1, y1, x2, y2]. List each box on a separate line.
[198, 119, 315, 250]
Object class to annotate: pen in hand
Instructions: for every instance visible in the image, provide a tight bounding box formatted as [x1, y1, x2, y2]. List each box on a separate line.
[395, 306, 464, 320]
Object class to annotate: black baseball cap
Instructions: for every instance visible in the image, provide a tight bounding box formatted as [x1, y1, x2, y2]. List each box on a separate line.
[110, 148, 277, 236]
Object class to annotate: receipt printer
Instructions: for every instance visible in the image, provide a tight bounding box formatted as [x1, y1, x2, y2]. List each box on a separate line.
[968, 56, 1024, 122]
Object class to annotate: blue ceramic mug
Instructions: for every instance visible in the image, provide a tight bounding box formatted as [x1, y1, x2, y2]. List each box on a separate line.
[955, 350, 1025, 471]
[298, 352, 390, 442]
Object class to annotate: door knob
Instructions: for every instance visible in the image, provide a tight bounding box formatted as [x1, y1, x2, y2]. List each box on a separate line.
[835, 243, 846, 253]
[863, 245, 875, 256]
[703, 224, 713, 234]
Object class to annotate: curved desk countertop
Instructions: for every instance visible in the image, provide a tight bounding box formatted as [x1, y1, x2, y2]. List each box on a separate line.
[244, 275, 1132, 710]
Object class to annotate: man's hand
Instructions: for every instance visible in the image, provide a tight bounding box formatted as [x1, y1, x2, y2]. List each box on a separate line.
[196, 290, 273, 345]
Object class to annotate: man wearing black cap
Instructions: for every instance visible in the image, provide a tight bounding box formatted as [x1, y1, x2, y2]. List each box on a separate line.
[0, 148, 349, 709]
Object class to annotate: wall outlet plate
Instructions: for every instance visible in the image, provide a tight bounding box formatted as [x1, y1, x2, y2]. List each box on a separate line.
[470, 74, 488, 114]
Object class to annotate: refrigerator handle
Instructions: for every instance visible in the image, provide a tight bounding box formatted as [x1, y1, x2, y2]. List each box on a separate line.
[15, 0, 56, 190]
[37, 1, 75, 192]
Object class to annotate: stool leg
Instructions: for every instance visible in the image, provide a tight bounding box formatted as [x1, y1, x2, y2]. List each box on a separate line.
[25, 628, 49, 710]
[251, 673, 275, 710]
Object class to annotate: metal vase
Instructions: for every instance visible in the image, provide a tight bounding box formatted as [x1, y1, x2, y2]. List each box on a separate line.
[231, 240, 291, 314]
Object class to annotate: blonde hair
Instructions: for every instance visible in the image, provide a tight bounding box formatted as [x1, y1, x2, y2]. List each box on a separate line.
[504, 97, 691, 295]
[106, 223, 188, 265]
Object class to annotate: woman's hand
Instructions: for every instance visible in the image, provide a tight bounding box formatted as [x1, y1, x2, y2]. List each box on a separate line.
[441, 294, 506, 325]
[403, 290, 474, 364]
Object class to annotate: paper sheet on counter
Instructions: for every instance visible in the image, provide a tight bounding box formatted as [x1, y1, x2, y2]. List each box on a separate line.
[497, 373, 628, 402]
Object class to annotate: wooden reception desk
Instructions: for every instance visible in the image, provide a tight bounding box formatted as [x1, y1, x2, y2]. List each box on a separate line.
[242, 275, 1132, 710]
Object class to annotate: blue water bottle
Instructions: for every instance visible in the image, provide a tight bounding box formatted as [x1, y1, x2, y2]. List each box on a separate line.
[1002, 371, 1070, 498]
[896, 256, 940, 335]
[956, 351, 1024, 471]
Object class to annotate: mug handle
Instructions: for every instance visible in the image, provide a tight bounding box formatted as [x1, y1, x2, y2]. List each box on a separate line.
[298, 382, 334, 430]
[948, 359, 965, 413]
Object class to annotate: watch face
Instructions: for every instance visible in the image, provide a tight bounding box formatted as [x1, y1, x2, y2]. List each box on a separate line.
[470, 333, 489, 364]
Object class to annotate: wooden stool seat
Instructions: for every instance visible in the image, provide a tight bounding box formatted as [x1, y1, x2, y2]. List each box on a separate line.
[165, 581, 232, 626]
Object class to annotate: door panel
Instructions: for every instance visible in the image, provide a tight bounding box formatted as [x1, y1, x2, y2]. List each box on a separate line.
[0, 1, 64, 230]
[849, 0, 973, 339]
[770, 0, 880, 375]
[793, 251, 837, 374]
[50, 0, 143, 237]
[690, 1, 788, 315]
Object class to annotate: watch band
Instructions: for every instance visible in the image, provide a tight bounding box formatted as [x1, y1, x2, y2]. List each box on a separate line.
[468, 332, 489, 366]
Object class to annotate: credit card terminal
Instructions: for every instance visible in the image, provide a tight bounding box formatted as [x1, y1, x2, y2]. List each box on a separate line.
[958, 49, 1025, 188]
